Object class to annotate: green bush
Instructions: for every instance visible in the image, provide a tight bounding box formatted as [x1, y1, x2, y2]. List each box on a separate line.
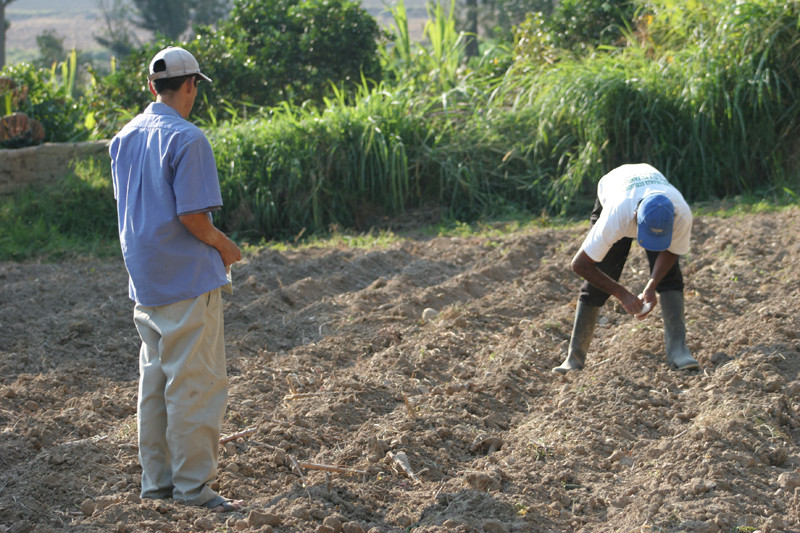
[224, 0, 383, 104]
[514, 0, 638, 63]
[0, 62, 89, 143]
[89, 0, 386, 136]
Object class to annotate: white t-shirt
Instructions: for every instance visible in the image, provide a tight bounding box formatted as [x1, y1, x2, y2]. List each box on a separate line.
[581, 164, 692, 262]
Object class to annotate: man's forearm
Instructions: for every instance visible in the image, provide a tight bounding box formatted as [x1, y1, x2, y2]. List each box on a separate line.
[179, 212, 242, 267]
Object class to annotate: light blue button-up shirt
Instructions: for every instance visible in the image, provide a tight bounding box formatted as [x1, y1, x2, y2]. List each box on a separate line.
[110, 102, 227, 306]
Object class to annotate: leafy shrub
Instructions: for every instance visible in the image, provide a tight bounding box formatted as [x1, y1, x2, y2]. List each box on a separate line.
[0, 62, 89, 143]
[224, 0, 384, 105]
[89, 0, 386, 136]
[514, 0, 638, 63]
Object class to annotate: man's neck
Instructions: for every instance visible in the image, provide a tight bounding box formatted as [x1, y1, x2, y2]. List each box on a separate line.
[156, 94, 191, 119]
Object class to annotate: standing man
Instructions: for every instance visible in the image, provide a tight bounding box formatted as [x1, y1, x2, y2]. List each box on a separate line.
[553, 163, 700, 374]
[110, 46, 244, 512]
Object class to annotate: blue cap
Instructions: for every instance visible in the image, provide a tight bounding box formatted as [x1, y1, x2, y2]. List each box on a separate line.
[637, 194, 674, 251]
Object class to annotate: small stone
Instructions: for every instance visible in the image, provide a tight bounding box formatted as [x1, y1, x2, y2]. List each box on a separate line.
[482, 519, 509, 533]
[607, 450, 626, 462]
[242, 399, 256, 408]
[422, 308, 439, 321]
[678, 520, 718, 533]
[291, 507, 310, 519]
[224, 442, 237, 456]
[247, 510, 281, 527]
[463, 471, 500, 491]
[762, 515, 784, 532]
[778, 472, 800, 490]
[316, 527, 334, 533]
[79, 498, 96, 517]
[193, 518, 214, 531]
[342, 522, 365, 533]
[689, 478, 714, 495]
[9, 521, 33, 533]
[322, 516, 343, 532]
[764, 374, 785, 393]
[709, 352, 730, 365]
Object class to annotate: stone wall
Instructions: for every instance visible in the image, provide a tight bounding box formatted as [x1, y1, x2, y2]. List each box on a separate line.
[0, 141, 110, 195]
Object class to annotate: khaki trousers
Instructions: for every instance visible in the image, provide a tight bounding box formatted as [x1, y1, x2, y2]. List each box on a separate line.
[133, 288, 227, 505]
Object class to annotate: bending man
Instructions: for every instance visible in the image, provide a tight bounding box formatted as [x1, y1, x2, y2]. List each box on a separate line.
[553, 163, 700, 374]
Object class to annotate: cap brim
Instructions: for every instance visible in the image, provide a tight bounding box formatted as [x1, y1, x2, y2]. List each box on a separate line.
[637, 231, 672, 251]
[147, 71, 212, 83]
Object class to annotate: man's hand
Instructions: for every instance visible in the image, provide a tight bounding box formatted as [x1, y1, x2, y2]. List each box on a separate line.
[618, 291, 644, 315]
[179, 212, 241, 267]
[636, 279, 658, 318]
[216, 235, 242, 267]
[571, 249, 643, 314]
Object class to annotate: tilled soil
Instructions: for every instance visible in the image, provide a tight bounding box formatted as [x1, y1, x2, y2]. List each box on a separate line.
[1, 208, 800, 533]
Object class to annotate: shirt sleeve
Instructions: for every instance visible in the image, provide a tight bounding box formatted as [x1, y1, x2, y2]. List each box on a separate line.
[581, 205, 628, 262]
[581, 202, 632, 263]
[667, 204, 692, 256]
[172, 132, 223, 216]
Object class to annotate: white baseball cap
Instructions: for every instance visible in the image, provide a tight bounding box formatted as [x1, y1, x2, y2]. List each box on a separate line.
[148, 46, 212, 83]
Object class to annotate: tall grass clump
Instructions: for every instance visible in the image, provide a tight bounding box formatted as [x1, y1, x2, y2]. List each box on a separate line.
[207, 0, 800, 240]
[211, 85, 447, 239]
[496, 0, 800, 214]
[0, 158, 118, 260]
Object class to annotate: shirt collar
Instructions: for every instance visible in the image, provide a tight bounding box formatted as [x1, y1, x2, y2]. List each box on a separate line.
[145, 102, 183, 119]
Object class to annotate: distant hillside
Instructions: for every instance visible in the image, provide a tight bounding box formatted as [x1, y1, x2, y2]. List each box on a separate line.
[6, 0, 429, 63]
[9, 0, 97, 10]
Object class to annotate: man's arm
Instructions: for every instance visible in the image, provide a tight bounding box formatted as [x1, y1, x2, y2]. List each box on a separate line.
[179, 212, 242, 267]
[639, 250, 679, 312]
[571, 249, 642, 315]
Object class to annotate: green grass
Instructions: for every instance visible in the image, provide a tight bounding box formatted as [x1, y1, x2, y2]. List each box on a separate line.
[200, 1, 800, 242]
[0, 157, 119, 261]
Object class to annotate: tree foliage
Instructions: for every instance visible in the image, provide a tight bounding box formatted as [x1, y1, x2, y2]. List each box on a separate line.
[90, 0, 385, 136]
[130, 0, 232, 39]
[513, 0, 638, 63]
[0, 0, 18, 67]
[95, 0, 142, 58]
[221, 0, 384, 104]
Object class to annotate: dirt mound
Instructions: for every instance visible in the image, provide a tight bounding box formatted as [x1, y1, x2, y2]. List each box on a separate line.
[2, 209, 800, 533]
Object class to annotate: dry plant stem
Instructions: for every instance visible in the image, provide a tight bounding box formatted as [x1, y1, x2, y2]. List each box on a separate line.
[219, 427, 257, 444]
[388, 451, 420, 484]
[296, 462, 368, 476]
[402, 394, 416, 418]
[286, 375, 298, 394]
[289, 454, 308, 487]
[283, 392, 341, 401]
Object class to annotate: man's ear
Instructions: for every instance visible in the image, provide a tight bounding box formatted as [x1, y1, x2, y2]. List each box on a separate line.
[148, 80, 157, 97]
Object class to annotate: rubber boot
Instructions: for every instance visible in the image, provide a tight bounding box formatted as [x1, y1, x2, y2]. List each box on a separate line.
[552, 302, 601, 374]
[660, 290, 700, 370]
